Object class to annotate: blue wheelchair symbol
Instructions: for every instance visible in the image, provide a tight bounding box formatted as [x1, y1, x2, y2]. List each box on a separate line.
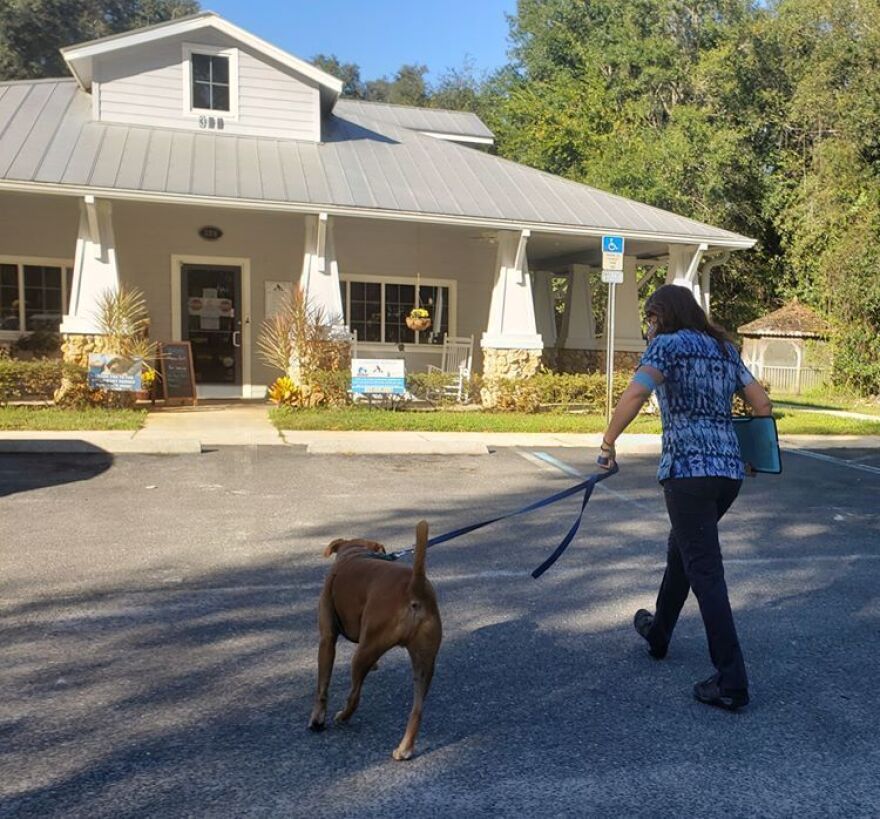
[603, 236, 624, 253]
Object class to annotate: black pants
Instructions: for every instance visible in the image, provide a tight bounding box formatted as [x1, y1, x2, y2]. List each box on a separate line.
[648, 476, 748, 692]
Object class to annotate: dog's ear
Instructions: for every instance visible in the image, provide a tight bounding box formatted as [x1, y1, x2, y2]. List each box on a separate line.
[324, 538, 347, 558]
[364, 541, 386, 555]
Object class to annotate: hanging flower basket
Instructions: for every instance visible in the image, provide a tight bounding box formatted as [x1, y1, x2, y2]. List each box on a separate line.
[406, 309, 431, 332]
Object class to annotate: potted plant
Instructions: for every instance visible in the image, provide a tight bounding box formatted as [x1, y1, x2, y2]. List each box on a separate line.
[406, 307, 431, 332]
[136, 366, 157, 401]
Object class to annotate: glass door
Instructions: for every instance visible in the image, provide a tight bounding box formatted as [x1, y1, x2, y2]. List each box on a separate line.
[181, 264, 242, 385]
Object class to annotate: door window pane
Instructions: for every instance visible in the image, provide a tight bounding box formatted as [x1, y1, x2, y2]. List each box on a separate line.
[1, 264, 19, 330]
[23, 265, 62, 331]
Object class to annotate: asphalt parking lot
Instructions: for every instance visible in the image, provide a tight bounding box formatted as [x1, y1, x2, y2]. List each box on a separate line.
[1, 444, 879, 818]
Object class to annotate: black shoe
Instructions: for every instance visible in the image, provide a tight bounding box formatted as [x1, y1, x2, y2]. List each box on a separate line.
[693, 674, 749, 711]
[633, 609, 667, 659]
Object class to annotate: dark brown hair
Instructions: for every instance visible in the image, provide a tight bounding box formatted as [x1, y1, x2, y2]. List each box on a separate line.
[645, 284, 732, 355]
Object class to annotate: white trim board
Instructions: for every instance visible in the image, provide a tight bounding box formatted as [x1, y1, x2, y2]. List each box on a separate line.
[170, 254, 253, 398]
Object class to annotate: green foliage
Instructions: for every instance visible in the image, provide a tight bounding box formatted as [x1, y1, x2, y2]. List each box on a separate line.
[12, 330, 60, 356]
[491, 372, 631, 414]
[0, 0, 199, 80]
[0, 359, 82, 402]
[0, 406, 146, 430]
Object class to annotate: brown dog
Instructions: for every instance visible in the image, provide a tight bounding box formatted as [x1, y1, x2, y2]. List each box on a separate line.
[308, 520, 442, 761]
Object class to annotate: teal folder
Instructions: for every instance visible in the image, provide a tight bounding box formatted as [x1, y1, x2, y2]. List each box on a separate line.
[733, 416, 782, 474]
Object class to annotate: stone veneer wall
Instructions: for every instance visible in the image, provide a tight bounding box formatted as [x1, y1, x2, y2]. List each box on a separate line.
[480, 347, 543, 407]
[61, 334, 117, 367]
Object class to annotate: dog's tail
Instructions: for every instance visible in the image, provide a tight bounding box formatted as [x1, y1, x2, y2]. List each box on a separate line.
[410, 520, 429, 582]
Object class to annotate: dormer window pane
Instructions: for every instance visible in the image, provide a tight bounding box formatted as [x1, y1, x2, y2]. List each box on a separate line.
[191, 53, 230, 112]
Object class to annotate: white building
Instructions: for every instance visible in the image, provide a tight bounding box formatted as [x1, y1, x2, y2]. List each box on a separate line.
[0, 12, 753, 398]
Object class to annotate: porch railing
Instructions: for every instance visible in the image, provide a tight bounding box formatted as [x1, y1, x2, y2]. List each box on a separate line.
[748, 363, 830, 394]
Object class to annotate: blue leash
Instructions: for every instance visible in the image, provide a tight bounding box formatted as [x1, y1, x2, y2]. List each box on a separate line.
[388, 460, 619, 578]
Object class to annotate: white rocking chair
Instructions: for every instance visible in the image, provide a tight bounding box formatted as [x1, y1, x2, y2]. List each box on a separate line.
[426, 334, 474, 403]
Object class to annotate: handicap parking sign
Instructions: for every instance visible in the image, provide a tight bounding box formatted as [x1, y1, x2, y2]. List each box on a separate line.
[602, 236, 624, 254]
[602, 235, 625, 272]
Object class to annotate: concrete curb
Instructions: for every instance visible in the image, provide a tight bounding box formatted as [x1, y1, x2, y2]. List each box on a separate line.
[0, 432, 202, 454]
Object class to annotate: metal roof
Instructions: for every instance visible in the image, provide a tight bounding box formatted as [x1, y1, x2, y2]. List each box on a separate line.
[0, 78, 753, 247]
[333, 99, 494, 142]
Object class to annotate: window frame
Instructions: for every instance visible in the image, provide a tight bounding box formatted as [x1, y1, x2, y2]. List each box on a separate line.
[0, 256, 73, 340]
[182, 43, 239, 120]
[339, 273, 457, 350]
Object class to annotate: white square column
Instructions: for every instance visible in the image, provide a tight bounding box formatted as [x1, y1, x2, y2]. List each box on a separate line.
[532, 269, 557, 348]
[60, 196, 120, 335]
[561, 263, 597, 350]
[300, 212, 345, 333]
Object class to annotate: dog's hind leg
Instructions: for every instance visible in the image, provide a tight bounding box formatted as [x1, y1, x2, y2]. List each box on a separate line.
[392, 637, 440, 761]
[308, 593, 338, 731]
[334, 639, 388, 725]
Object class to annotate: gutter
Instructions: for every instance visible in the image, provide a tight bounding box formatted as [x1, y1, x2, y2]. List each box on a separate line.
[0, 179, 756, 250]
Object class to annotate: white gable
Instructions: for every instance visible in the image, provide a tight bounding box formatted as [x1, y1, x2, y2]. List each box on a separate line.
[62, 12, 342, 143]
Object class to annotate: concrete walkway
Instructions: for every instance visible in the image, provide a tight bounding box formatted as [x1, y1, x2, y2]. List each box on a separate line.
[1, 403, 879, 454]
[139, 403, 282, 447]
[776, 402, 880, 423]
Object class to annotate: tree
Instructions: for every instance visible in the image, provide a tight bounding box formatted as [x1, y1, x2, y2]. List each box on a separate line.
[365, 63, 428, 106]
[0, 0, 199, 80]
[310, 53, 365, 99]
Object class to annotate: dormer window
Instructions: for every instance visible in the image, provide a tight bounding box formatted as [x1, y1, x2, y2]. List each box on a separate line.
[192, 53, 229, 110]
[182, 43, 239, 119]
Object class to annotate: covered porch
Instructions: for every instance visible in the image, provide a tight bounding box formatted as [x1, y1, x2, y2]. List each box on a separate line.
[0, 188, 739, 399]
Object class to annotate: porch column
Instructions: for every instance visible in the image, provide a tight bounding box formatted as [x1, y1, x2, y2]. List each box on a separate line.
[300, 212, 345, 331]
[532, 269, 557, 362]
[480, 229, 544, 398]
[699, 251, 730, 316]
[59, 196, 120, 366]
[596, 255, 646, 372]
[666, 243, 707, 294]
[557, 263, 598, 372]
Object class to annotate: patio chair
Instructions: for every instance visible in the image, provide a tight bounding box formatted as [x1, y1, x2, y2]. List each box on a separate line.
[427, 334, 474, 403]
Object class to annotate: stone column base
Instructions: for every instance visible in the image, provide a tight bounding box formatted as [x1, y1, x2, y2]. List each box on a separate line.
[61, 333, 115, 368]
[480, 347, 543, 407]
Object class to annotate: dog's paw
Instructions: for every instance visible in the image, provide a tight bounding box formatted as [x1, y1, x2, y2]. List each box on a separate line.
[333, 710, 350, 724]
[307, 718, 325, 732]
[392, 746, 413, 761]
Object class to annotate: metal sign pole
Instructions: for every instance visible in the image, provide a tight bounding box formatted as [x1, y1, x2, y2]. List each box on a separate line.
[600, 234, 624, 424]
[605, 281, 616, 423]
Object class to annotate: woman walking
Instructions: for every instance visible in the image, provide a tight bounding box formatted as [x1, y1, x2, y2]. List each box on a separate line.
[598, 285, 772, 711]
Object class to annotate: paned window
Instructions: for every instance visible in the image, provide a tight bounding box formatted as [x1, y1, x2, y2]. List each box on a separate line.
[191, 53, 230, 111]
[0, 261, 71, 334]
[340, 279, 451, 345]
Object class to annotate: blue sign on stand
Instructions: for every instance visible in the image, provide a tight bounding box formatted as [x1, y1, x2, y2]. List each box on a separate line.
[87, 354, 143, 392]
[351, 359, 406, 396]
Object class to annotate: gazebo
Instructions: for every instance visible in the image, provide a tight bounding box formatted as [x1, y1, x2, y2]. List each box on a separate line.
[738, 301, 832, 394]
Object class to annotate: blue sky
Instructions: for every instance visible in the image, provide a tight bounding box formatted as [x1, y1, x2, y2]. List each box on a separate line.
[205, 0, 516, 83]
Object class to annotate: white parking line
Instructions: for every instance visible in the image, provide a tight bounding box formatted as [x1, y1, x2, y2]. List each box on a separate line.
[531, 451, 661, 514]
[785, 448, 880, 476]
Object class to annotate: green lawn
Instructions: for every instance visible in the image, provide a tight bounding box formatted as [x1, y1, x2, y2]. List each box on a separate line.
[270, 406, 880, 436]
[775, 392, 880, 417]
[0, 406, 147, 431]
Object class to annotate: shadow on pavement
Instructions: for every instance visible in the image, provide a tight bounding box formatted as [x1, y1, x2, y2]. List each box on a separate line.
[0, 447, 113, 498]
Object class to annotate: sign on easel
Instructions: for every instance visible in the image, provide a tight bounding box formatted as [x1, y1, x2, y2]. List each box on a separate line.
[158, 342, 197, 406]
[602, 235, 625, 421]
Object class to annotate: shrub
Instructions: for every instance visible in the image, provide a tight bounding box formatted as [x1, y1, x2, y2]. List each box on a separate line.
[0, 359, 82, 403]
[267, 371, 351, 409]
[13, 331, 61, 357]
[490, 372, 630, 413]
[406, 372, 483, 405]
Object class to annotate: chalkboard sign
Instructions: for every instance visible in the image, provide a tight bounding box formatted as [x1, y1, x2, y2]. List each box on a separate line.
[158, 342, 197, 406]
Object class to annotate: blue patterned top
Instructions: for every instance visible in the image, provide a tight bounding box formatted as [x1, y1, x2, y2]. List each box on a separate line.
[640, 329, 755, 481]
